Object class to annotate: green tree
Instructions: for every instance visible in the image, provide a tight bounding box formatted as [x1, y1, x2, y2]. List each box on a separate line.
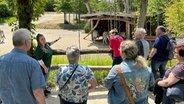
[6, 0, 46, 30]
[165, 0, 184, 36]
[55, 0, 73, 24]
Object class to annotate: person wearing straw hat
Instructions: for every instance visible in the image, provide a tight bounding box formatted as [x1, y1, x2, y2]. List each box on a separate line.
[109, 28, 124, 66]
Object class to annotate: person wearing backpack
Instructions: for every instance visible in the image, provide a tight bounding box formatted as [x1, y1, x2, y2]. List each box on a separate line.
[149, 26, 170, 78]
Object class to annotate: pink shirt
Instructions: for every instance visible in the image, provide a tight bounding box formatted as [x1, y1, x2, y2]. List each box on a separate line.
[109, 35, 124, 57]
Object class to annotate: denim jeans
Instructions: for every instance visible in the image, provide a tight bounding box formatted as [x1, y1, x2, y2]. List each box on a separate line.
[112, 56, 122, 66]
[151, 60, 167, 78]
[162, 89, 176, 104]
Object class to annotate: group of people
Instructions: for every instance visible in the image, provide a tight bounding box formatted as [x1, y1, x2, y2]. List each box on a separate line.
[0, 25, 184, 104]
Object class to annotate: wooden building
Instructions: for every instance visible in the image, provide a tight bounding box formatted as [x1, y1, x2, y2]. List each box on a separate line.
[81, 12, 136, 40]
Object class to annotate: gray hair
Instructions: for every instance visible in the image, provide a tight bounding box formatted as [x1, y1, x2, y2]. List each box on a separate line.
[120, 40, 147, 68]
[66, 45, 80, 64]
[12, 28, 31, 46]
[135, 28, 146, 36]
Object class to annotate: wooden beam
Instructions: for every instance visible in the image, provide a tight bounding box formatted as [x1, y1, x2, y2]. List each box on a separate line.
[52, 48, 111, 55]
[88, 18, 135, 24]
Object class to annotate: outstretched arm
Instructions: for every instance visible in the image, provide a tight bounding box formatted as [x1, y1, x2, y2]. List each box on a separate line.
[49, 37, 61, 45]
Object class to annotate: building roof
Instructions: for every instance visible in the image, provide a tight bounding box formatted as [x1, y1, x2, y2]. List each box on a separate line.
[81, 12, 136, 20]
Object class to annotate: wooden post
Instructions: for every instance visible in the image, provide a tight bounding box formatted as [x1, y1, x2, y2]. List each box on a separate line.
[126, 22, 131, 39]
[91, 20, 94, 40]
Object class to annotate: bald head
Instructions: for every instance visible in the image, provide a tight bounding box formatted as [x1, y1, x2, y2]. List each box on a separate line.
[12, 28, 31, 47]
[156, 26, 166, 36]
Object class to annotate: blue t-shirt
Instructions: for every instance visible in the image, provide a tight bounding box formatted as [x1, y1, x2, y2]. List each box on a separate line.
[0, 48, 45, 104]
[152, 35, 169, 61]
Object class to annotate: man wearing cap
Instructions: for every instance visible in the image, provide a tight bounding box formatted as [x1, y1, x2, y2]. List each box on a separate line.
[109, 28, 124, 66]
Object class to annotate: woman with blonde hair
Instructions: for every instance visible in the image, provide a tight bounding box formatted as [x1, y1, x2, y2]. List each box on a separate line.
[104, 40, 154, 104]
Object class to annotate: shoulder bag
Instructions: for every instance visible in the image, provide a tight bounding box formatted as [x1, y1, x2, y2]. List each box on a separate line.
[116, 65, 135, 104]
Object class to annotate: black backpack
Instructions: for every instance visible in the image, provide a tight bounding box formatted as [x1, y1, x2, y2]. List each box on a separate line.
[166, 37, 176, 60]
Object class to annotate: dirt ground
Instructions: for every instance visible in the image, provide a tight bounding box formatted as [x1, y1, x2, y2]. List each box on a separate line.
[0, 12, 157, 104]
[0, 12, 108, 55]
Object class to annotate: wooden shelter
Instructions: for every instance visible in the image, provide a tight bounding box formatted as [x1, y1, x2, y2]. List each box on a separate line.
[81, 12, 136, 40]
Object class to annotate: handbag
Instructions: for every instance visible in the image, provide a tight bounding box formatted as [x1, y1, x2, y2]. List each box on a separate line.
[167, 84, 184, 101]
[58, 65, 79, 104]
[116, 65, 135, 104]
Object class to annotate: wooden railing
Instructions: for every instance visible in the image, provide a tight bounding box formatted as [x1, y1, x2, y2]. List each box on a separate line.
[52, 48, 111, 55]
[51, 48, 112, 70]
[51, 64, 111, 71]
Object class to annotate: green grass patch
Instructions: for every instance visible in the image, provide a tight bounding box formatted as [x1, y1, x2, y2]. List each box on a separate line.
[48, 70, 57, 87]
[48, 70, 109, 87]
[94, 70, 109, 84]
[52, 54, 112, 66]
[0, 16, 16, 23]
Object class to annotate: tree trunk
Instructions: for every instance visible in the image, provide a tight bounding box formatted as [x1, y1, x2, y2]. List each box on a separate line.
[17, 0, 33, 56]
[84, 2, 92, 14]
[69, 13, 70, 23]
[17, 0, 33, 30]
[117, 0, 124, 12]
[64, 12, 67, 24]
[137, 0, 148, 28]
[124, 0, 130, 13]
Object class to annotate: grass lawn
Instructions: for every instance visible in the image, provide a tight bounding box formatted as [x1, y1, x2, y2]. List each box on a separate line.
[48, 55, 178, 87]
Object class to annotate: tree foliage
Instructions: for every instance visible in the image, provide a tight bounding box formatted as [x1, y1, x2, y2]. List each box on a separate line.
[6, 0, 46, 30]
[165, 0, 184, 36]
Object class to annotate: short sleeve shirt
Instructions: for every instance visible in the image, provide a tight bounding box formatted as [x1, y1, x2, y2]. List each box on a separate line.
[109, 35, 124, 57]
[0, 48, 45, 104]
[172, 63, 184, 80]
[152, 35, 169, 61]
[56, 64, 94, 103]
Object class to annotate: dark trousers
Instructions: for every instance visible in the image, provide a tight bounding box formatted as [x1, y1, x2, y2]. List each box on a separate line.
[151, 60, 167, 78]
[59, 96, 87, 104]
[112, 56, 122, 66]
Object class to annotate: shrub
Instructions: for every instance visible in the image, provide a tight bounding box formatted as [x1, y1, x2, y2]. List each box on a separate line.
[84, 21, 91, 33]
[0, 4, 12, 18]
[45, 0, 56, 12]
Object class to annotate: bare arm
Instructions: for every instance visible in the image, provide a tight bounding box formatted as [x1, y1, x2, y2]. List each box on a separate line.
[33, 88, 46, 104]
[158, 72, 180, 87]
[49, 37, 61, 45]
[88, 77, 97, 90]
[149, 48, 157, 59]
[40, 64, 49, 73]
[38, 60, 48, 73]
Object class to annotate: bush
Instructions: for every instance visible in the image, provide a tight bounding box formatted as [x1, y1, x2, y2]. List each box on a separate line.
[94, 70, 109, 84]
[84, 21, 91, 33]
[0, 4, 12, 18]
